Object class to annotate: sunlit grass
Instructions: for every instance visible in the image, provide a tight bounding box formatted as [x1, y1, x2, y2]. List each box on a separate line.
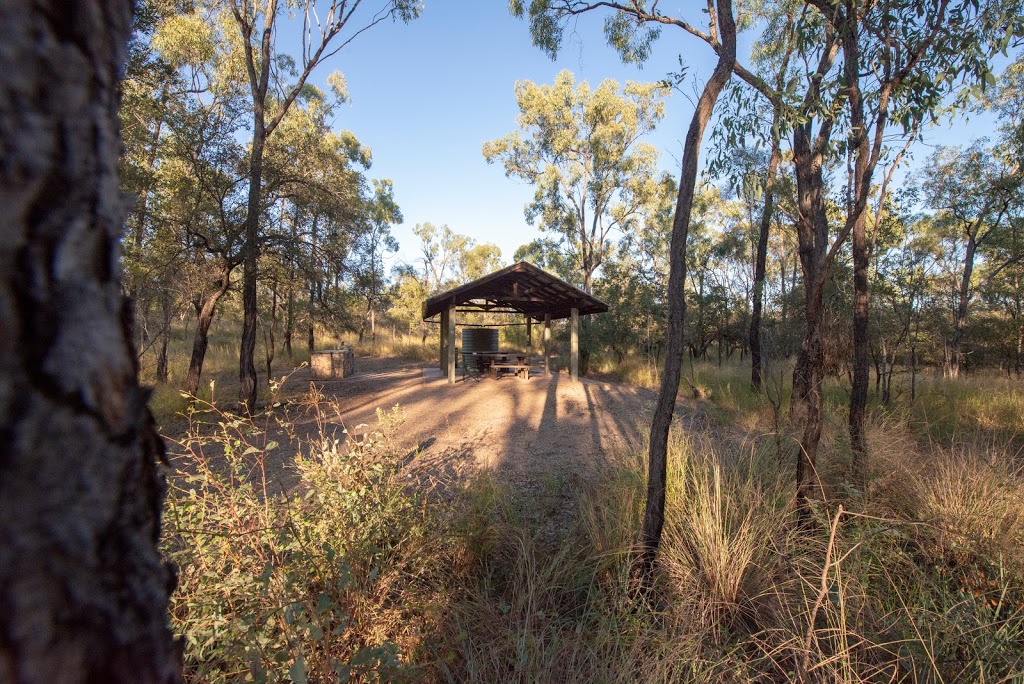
[155, 336, 1024, 681]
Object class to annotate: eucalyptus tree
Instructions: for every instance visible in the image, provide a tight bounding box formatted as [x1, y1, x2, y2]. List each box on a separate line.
[413, 222, 462, 292]
[222, 0, 421, 412]
[983, 55, 1024, 375]
[978, 221, 1024, 375]
[686, 187, 746, 361]
[459, 243, 505, 283]
[412, 222, 501, 292]
[708, 9, 796, 390]
[290, 137, 370, 353]
[811, 0, 1019, 481]
[120, 0, 250, 395]
[918, 142, 1023, 377]
[513, 237, 575, 282]
[869, 192, 935, 403]
[352, 179, 401, 343]
[389, 267, 431, 343]
[164, 97, 248, 396]
[0, 0, 180, 678]
[511, 0, 738, 574]
[483, 70, 667, 293]
[592, 0, 1019, 502]
[260, 84, 371, 355]
[121, 0, 179, 346]
[594, 171, 676, 364]
[121, 0, 227, 368]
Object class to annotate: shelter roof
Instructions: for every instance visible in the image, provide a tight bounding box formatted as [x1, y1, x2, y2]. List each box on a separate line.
[421, 261, 609, 321]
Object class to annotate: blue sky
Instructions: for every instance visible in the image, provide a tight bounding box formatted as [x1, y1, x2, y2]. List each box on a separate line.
[288, 1, 999, 272]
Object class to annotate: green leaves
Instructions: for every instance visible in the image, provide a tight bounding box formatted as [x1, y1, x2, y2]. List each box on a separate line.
[484, 70, 668, 291]
[151, 10, 215, 69]
[163, 405, 424, 682]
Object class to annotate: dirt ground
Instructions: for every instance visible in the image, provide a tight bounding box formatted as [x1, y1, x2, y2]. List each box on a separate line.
[165, 355, 682, 543]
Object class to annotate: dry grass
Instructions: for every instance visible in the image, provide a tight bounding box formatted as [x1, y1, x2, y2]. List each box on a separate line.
[158, 339, 1024, 682]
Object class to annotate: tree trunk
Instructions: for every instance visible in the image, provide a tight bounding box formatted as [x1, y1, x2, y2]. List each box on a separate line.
[0, 2, 180, 680]
[155, 289, 173, 384]
[910, 343, 918, 402]
[284, 286, 294, 357]
[186, 269, 232, 397]
[790, 120, 833, 514]
[307, 214, 318, 354]
[779, 250, 787, 336]
[884, 348, 896, 405]
[849, 200, 870, 483]
[1016, 325, 1023, 378]
[750, 137, 781, 391]
[262, 283, 277, 384]
[308, 278, 316, 353]
[844, 14, 872, 489]
[238, 119, 265, 412]
[638, 0, 736, 578]
[283, 207, 297, 358]
[949, 236, 977, 378]
[878, 338, 887, 402]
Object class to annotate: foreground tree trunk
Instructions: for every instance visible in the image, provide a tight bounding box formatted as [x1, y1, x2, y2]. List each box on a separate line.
[790, 120, 834, 513]
[844, 14, 871, 488]
[238, 125, 265, 412]
[639, 0, 736, 577]
[0, 1, 180, 680]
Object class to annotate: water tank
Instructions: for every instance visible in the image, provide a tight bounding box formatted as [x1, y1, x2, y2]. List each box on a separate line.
[462, 328, 499, 354]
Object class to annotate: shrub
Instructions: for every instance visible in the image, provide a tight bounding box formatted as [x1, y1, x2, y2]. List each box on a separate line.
[163, 401, 443, 683]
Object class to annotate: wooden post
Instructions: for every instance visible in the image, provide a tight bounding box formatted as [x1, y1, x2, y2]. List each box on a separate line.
[543, 313, 551, 376]
[526, 316, 532, 352]
[439, 308, 448, 372]
[570, 307, 579, 382]
[447, 305, 456, 384]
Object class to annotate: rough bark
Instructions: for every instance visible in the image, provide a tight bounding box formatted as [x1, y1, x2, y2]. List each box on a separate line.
[638, 0, 736, 576]
[949, 236, 977, 378]
[262, 283, 277, 383]
[155, 290, 173, 384]
[0, 1, 180, 680]
[185, 268, 232, 397]
[844, 10, 871, 488]
[238, 122, 265, 412]
[750, 138, 781, 391]
[235, 0, 275, 414]
[790, 120, 833, 513]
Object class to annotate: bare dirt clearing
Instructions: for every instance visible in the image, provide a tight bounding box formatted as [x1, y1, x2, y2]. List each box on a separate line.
[305, 357, 661, 543]
[165, 356, 705, 543]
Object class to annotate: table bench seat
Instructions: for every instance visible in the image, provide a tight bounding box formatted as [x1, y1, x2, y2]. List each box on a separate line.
[489, 360, 531, 379]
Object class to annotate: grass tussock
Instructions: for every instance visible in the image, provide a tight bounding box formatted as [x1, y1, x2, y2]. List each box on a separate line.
[163, 368, 1024, 683]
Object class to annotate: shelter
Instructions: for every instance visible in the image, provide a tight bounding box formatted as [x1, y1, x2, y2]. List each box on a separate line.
[422, 261, 609, 384]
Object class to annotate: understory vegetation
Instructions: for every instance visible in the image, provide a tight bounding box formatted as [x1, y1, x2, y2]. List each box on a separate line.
[124, 0, 1024, 680]
[163, 359, 1024, 682]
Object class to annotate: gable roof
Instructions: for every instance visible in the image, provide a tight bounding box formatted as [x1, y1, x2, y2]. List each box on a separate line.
[421, 261, 609, 321]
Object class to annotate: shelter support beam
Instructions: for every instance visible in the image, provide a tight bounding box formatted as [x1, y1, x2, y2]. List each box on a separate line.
[447, 305, 456, 384]
[570, 307, 579, 382]
[544, 314, 551, 377]
[526, 316, 532, 351]
[439, 308, 448, 372]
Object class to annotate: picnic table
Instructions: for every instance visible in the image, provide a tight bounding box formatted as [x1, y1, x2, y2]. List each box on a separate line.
[461, 351, 532, 380]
